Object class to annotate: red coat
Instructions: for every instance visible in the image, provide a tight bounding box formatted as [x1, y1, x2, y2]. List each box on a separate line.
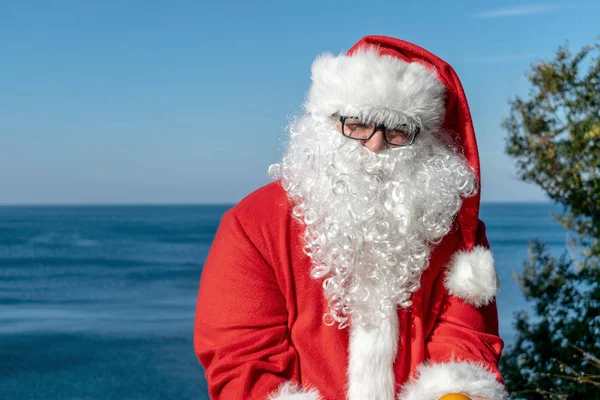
[194, 181, 507, 400]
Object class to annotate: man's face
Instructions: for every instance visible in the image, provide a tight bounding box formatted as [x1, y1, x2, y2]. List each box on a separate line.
[331, 115, 420, 154]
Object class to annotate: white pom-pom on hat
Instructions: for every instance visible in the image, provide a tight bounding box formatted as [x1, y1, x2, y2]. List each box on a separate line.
[444, 245, 499, 308]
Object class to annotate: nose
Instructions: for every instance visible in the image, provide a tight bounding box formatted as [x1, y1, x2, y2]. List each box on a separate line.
[362, 128, 387, 154]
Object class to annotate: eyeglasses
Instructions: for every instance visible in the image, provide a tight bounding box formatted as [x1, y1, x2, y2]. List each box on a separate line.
[336, 115, 421, 147]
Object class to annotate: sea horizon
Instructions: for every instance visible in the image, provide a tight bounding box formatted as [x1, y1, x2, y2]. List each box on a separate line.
[0, 200, 555, 207]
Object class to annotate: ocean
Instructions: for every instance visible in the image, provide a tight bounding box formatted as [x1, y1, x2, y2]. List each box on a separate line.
[0, 202, 565, 399]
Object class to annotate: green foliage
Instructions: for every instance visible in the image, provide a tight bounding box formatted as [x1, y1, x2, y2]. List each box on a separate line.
[500, 38, 600, 399]
[500, 241, 600, 399]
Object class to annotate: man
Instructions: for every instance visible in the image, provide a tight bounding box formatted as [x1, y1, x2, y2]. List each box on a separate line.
[194, 36, 508, 400]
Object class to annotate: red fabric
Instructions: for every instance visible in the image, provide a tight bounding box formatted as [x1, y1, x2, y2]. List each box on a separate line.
[348, 36, 482, 252]
[422, 222, 503, 382]
[194, 182, 504, 399]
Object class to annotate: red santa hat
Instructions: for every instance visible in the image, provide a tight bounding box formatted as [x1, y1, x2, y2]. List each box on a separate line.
[304, 35, 498, 307]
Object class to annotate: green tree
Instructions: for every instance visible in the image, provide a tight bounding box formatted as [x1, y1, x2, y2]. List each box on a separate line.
[499, 38, 600, 399]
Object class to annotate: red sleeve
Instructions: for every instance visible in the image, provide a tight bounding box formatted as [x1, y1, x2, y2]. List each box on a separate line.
[425, 294, 504, 373]
[399, 220, 509, 400]
[193, 210, 298, 399]
[426, 220, 503, 375]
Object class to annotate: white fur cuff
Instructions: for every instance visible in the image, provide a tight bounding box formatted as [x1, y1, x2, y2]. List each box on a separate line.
[444, 245, 499, 308]
[267, 381, 323, 400]
[397, 360, 509, 400]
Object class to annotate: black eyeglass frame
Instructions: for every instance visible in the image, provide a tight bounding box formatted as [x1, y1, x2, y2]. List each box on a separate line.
[338, 115, 421, 147]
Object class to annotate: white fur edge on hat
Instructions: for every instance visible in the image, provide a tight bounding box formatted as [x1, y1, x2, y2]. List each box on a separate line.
[444, 245, 499, 308]
[397, 360, 509, 400]
[304, 47, 447, 132]
[267, 381, 323, 400]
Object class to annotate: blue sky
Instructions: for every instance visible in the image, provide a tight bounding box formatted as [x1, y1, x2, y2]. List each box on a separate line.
[1, 1, 598, 204]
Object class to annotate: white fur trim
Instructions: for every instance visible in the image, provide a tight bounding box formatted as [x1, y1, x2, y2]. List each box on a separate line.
[305, 47, 446, 132]
[444, 245, 499, 308]
[397, 360, 509, 400]
[267, 381, 323, 400]
[347, 314, 399, 400]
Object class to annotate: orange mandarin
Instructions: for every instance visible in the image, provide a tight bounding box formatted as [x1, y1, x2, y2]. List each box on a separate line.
[438, 395, 471, 400]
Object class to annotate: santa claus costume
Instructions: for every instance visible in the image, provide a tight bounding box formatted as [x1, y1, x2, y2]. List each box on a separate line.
[194, 36, 509, 400]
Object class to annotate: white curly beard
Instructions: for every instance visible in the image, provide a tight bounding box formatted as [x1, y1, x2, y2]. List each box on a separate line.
[269, 114, 477, 329]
